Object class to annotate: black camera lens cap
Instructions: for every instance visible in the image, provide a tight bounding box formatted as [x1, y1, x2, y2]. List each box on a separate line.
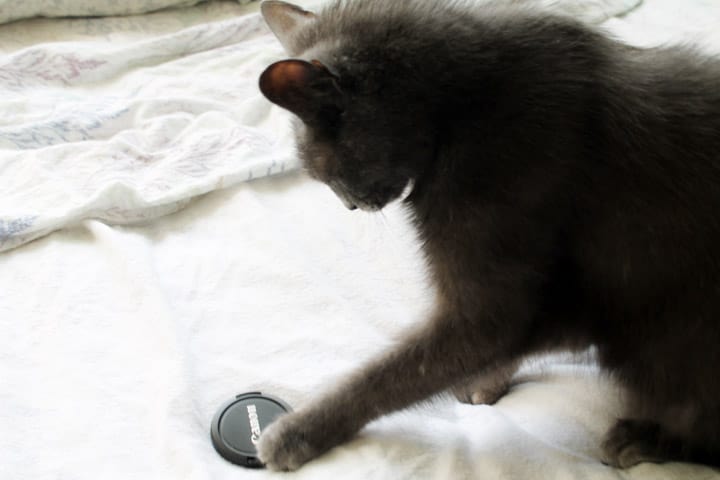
[210, 391, 292, 468]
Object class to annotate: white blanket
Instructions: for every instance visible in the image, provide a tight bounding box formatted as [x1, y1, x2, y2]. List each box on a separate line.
[0, 1, 294, 253]
[0, 0, 253, 25]
[2, 1, 720, 479]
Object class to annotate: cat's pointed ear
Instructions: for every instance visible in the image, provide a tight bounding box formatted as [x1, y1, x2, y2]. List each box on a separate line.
[261, 0, 316, 55]
[259, 59, 343, 122]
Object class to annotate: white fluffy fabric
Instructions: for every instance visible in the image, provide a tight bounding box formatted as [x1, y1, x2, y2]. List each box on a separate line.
[0, 0, 255, 25]
[538, 0, 642, 22]
[1, 1, 720, 479]
[0, 1, 293, 253]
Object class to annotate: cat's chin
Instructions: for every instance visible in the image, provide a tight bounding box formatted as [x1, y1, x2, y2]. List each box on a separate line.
[398, 178, 415, 203]
[351, 179, 416, 212]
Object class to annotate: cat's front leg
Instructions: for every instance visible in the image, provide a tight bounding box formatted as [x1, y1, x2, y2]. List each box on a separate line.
[451, 360, 520, 405]
[257, 294, 534, 471]
[255, 406, 357, 471]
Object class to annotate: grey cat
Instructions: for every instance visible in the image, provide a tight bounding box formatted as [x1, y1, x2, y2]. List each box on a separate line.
[255, 0, 720, 471]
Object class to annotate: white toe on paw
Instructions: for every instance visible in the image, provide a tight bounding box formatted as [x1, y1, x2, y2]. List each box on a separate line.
[256, 413, 325, 471]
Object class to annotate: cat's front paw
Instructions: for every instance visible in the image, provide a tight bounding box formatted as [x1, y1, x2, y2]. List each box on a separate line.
[451, 373, 510, 405]
[256, 411, 337, 471]
[452, 382, 508, 405]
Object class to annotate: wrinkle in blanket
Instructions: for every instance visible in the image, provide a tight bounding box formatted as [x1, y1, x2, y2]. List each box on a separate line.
[0, 2, 295, 253]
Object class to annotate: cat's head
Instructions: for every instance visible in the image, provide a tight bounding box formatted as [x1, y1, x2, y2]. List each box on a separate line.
[258, 0, 435, 211]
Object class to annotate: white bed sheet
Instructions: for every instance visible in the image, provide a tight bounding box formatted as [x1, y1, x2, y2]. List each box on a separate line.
[0, 0, 295, 254]
[2, 1, 720, 479]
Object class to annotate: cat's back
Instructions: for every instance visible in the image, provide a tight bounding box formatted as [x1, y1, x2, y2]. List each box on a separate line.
[572, 46, 720, 313]
[590, 45, 720, 221]
[615, 45, 720, 147]
[297, 0, 613, 81]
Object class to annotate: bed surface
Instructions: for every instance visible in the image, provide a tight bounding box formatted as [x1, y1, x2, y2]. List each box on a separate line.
[2, 1, 720, 479]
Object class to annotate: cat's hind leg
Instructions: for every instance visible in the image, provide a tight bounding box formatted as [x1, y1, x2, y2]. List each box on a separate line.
[601, 413, 720, 468]
[600, 419, 679, 468]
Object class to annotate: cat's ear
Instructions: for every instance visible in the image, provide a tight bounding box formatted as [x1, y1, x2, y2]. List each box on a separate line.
[259, 59, 344, 122]
[261, 1, 316, 55]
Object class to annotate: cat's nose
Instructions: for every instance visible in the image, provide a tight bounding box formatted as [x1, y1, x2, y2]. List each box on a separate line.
[348, 204, 357, 210]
